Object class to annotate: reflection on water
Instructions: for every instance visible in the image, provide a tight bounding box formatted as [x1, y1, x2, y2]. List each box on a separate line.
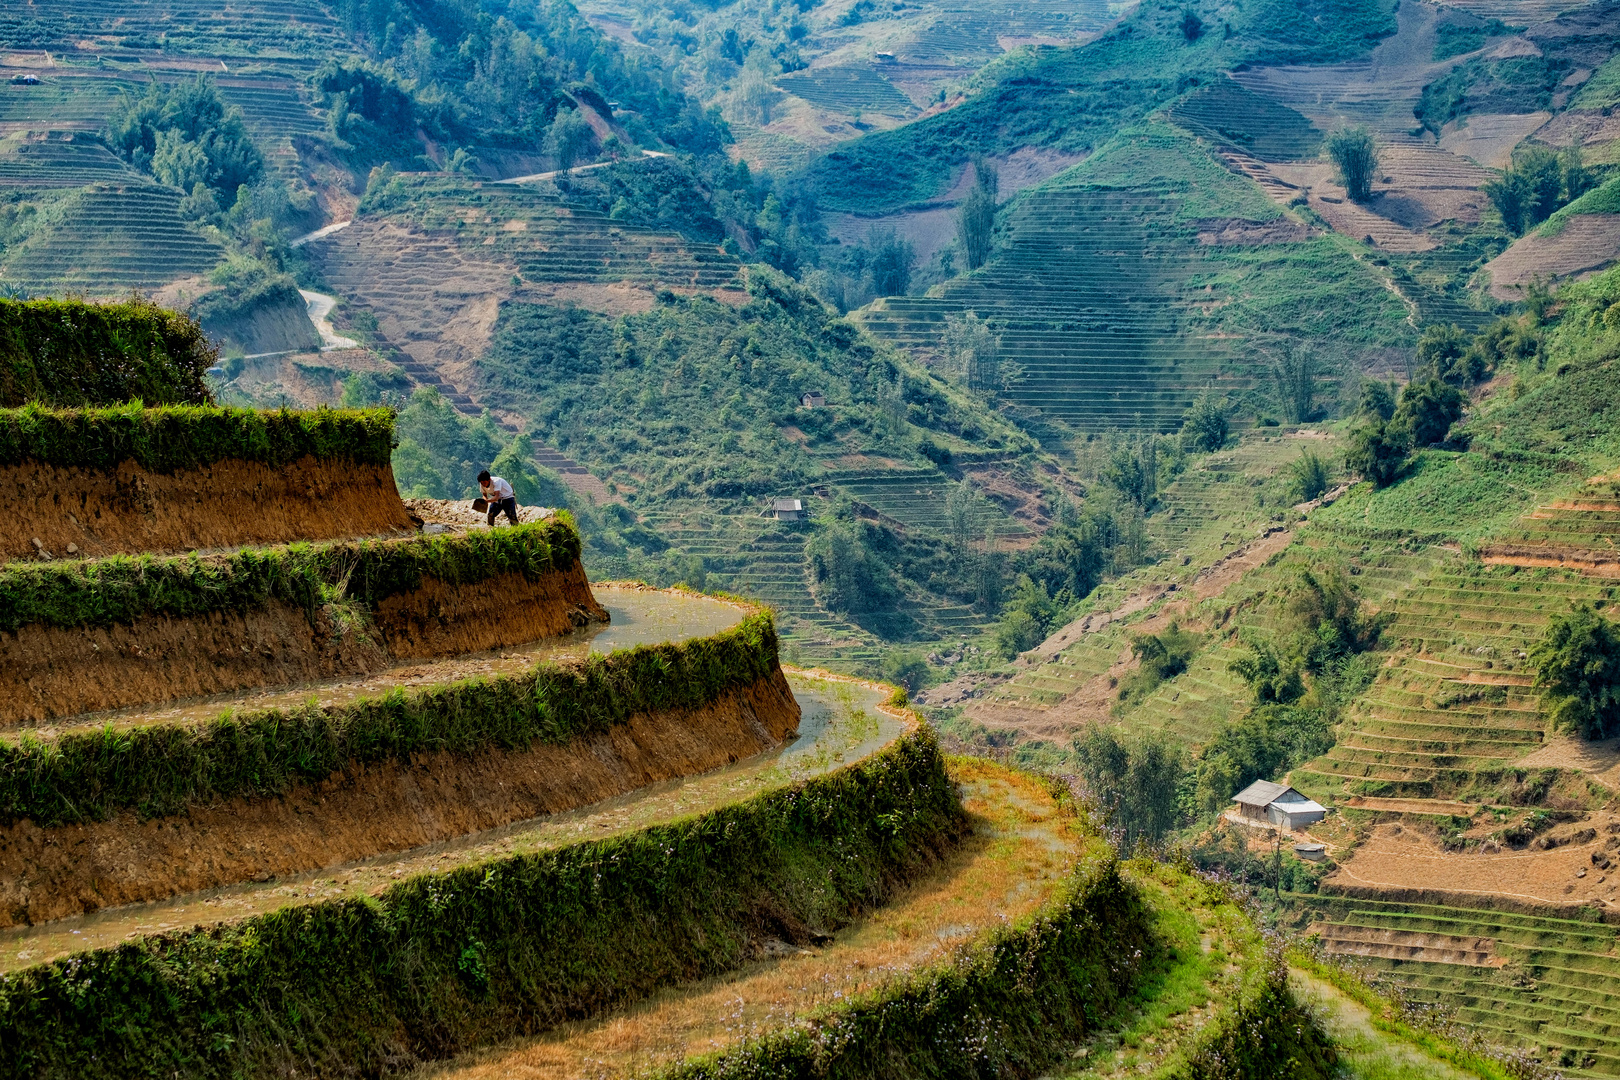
[31, 586, 746, 738]
[0, 676, 906, 974]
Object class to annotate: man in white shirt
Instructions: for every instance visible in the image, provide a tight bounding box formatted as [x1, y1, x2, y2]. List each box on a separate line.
[477, 470, 519, 526]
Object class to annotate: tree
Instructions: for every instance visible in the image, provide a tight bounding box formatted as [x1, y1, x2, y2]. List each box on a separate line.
[1530, 604, 1620, 739]
[1485, 147, 1593, 235]
[1393, 377, 1466, 447]
[1345, 420, 1408, 487]
[868, 228, 915, 296]
[1270, 343, 1316, 423]
[1180, 392, 1228, 452]
[1357, 378, 1396, 421]
[1416, 323, 1469, 380]
[1288, 447, 1331, 503]
[545, 106, 596, 174]
[942, 310, 1003, 393]
[1228, 641, 1305, 705]
[733, 71, 781, 126]
[107, 75, 263, 199]
[955, 157, 998, 271]
[1325, 127, 1379, 203]
[1180, 6, 1205, 41]
[1074, 727, 1185, 848]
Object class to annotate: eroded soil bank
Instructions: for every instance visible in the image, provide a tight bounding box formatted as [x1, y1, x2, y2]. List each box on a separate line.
[0, 562, 606, 725]
[0, 456, 415, 561]
[0, 670, 799, 926]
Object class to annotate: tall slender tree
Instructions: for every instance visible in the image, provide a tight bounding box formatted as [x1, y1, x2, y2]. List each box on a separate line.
[955, 157, 999, 270]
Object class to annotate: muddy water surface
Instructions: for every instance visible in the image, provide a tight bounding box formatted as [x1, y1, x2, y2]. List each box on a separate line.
[37, 585, 745, 739]
[0, 674, 902, 973]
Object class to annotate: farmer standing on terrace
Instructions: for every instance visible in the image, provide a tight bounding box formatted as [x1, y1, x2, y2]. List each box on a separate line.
[478, 470, 520, 527]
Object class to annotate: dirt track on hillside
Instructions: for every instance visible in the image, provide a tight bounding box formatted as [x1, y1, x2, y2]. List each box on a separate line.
[0, 671, 800, 926]
[0, 563, 605, 725]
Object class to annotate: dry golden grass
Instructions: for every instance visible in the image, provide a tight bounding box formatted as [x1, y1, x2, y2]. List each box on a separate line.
[415, 759, 1092, 1079]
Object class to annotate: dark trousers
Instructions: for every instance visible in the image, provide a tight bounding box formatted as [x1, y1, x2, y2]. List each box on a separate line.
[487, 496, 518, 526]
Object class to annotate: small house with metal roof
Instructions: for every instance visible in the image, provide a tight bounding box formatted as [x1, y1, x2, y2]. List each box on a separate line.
[1231, 779, 1327, 830]
[769, 498, 805, 521]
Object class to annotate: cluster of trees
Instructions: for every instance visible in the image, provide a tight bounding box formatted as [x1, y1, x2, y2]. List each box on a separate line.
[1344, 316, 1543, 487]
[955, 158, 998, 272]
[1532, 603, 1620, 740]
[109, 76, 263, 202]
[107, 77, 314, 278]
[1485, 146, 1592, 237]
[1325, 126, 1379, 203]
[322, 0, 728, 164]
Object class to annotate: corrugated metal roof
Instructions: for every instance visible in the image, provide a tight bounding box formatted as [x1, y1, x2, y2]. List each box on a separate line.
[1232, 779, 1291, 807]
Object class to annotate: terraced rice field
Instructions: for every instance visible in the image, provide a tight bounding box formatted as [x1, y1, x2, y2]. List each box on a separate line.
[775, 66, 918, 117]
[0, 0, 350, 59]
[1295, 558, 1611, 803]
[855, 186, 1255, 431]
[393, 182, 742, 288]
[635, 499, 998, 667]
[898, 0, 1109, 61]
[1295, 895, 1620, 1077]
[0, 183, 225, 295]
[0, 73, 134, 133]
[1482, 476, 1620, 575]
[1164, 78, 1324, 162]
[0, 131, 137, 187]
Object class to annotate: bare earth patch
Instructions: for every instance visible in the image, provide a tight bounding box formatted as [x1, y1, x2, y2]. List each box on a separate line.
[1330, 819, 1620, 908]
[1438, 112, 1553, 169]
[1483, 214, 1620, 298]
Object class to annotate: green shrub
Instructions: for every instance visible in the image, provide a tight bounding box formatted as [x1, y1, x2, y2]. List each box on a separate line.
[1344, 419, 1408, 487]
[0, 729, 963, 1079]
[0, 297, 216, 407]
[1530, 603, 1620, 739]
[0, 517, 579, 635]
[0, 608, 778, 826]
[1180, 393, 1229, 453]
[1117, 623, 1201, 706]
[1164, 944, 1337, 1079]
[1394, 378, 1467, 447]
[1074, 727, 1186, 847]
[0, 404, 394, 473]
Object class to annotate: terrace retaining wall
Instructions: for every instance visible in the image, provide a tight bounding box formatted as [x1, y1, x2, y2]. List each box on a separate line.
[0, 561, 606, 725]
[0, 456, 415, 562]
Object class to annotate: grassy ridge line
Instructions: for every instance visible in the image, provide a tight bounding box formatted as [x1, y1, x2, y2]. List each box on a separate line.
[0, 516, 580, 635]
[0, 297, 215, 408]
[651, 850, 1153, 1080]
[0, 609, 779, 826]
[0, 728, 963, 1080]
[1287, 951, 1519, 1080]
[648, 856, 1338, 1080]
[0, 403, 395, 472]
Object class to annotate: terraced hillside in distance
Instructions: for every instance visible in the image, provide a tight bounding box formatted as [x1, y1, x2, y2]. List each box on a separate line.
[855, 120, 1409, 431]
[0, 183, 226, 295]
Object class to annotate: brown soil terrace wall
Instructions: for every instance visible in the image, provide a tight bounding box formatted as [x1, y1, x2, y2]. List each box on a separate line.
[0, 456, 416, 562]
[1320, 881, 1620, 924]
[0, 563, 606, 725]
[0, 670, 800, 926]
[1478, 543, 1620, 576]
